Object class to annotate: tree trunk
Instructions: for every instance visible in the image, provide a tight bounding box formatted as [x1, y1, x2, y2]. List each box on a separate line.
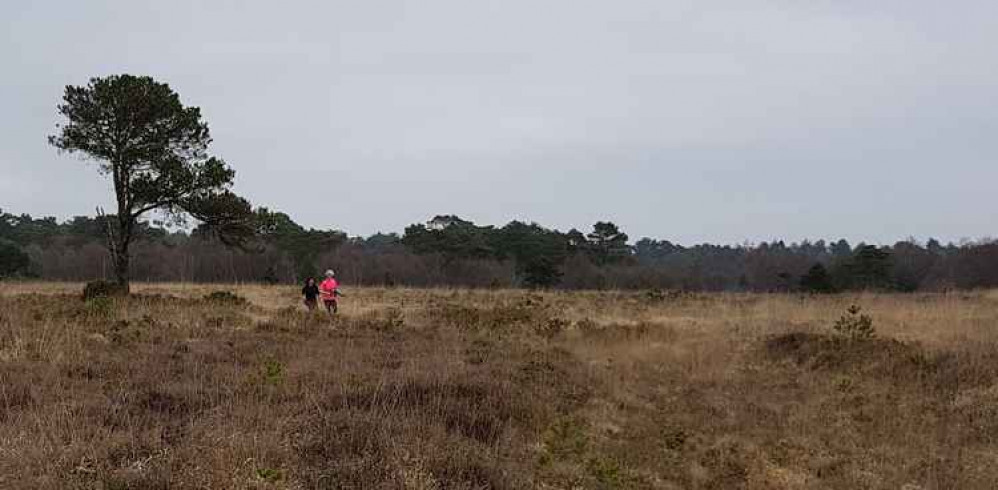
[96, 204, 131, 294]
[113, 211, 132, 294]
[114, 240, 131, 294]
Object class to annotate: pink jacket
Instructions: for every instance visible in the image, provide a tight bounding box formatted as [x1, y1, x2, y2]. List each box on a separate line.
[319, 278, 339, 300]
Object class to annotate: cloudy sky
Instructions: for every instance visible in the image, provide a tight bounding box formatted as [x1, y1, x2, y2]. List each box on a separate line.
[2, 1, 996, 244]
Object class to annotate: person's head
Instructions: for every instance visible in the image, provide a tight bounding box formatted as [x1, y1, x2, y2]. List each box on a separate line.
[325, 269, 336, 278]
[306, 277, 315, 286]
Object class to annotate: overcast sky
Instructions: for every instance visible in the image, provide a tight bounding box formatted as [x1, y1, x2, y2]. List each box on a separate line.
[2, 1, 996, 244]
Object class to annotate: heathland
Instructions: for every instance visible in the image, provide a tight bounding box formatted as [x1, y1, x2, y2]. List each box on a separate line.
[2, 283, 998, 489]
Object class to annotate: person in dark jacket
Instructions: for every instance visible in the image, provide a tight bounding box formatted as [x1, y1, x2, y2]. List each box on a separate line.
[302, 277, 320, 311]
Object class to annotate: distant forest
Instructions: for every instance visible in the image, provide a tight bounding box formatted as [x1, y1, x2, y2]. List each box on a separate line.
[1, 208, 996, 291]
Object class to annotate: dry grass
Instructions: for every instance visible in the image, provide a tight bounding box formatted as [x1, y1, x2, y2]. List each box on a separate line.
[2, 282, 998, 488]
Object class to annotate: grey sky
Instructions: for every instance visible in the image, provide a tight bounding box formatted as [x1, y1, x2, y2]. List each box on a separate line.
[2, 1, 996, 244]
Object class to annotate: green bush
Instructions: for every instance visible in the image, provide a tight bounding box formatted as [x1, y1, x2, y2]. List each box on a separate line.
[255, 467, 283, 482]
[82, 280, 126, 300]
[833, 305, 875, 341]
[0, 240, 31, 278]
[262, 359, 284, 385]
[85, 296, 115, 319]
[800, 263, 836, 293]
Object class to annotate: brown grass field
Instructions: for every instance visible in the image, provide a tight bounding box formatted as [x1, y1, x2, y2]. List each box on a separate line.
[2, 282, 998, 489]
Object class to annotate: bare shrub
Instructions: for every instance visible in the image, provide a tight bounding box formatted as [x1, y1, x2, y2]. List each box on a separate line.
[202, 290, 249, 306]
[82, 280, 126, 300]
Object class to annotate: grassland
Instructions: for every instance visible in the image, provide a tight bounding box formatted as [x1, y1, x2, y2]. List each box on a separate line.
[2, 282, 998, 489]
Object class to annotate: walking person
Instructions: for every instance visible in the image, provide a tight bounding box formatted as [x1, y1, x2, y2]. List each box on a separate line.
[302, 277, 320, 311]
[319, 270, 340, 315]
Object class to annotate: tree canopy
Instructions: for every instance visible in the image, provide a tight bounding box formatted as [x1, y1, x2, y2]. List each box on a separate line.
[0, 239, 31, 278]
[49, 74, 253, 291]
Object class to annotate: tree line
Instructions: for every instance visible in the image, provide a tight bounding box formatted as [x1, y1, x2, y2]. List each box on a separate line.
[3, 208, 997, 292]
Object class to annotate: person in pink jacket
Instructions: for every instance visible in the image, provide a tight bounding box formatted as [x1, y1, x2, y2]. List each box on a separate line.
[319, 269, 341, 314]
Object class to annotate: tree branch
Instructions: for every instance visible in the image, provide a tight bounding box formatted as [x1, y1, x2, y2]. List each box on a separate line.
[131, 200, 179, 219]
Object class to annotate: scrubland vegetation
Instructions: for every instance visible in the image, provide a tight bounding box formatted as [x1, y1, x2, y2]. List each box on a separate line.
[2, 282, 998, 488]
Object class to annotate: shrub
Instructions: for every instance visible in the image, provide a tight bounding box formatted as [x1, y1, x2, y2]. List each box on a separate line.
[383, 307, 405, 331]
[82, 280, 127, 301]
[0, 240, 31, 278]
[536, 317, 570, 339]
[587, 456, 623, 487]
[800, 263, 836, 293]
[521, 257, 563, 289]
[575, 318, 600, 335]
[833, 305, 875, 341]
[643, 289, 692, 302]
[203, 290, 249, 306]
[85, 296, 115, 319]
[355, 307, 405, 332]
[255, 467, 283, 482]
[261, 359, 284, 385]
